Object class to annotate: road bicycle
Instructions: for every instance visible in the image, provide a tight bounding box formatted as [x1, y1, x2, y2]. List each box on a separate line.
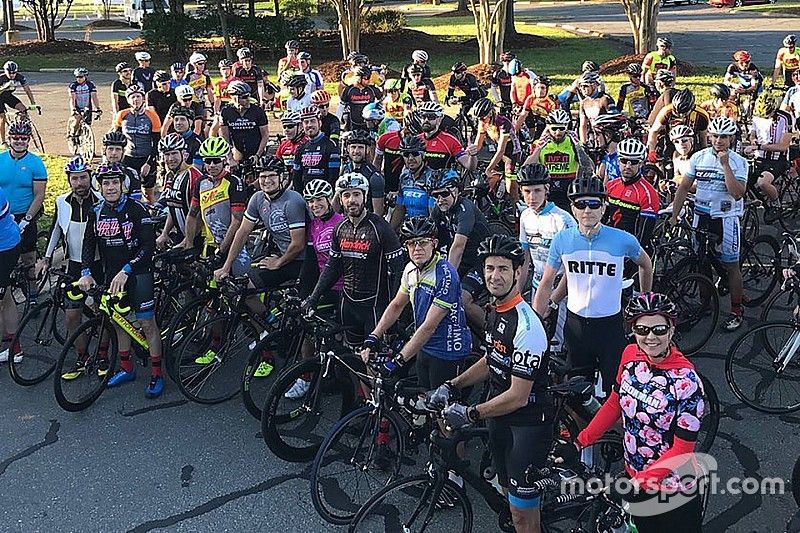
[67, 108, 103, 161]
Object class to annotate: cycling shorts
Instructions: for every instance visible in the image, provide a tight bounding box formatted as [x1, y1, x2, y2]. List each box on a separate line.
[460, 268, 486, 302]
[564, 311, 626, 396]
[488, 418, 553, 509]
[693, 213, 740, 263]
[13, 212, 40, 255]
[750, 157, 789, 187]
[122, 154, 157, 189]
[249, 261, 302, 293]
[104, 272, 155, 320]
[0, 92, 22, 113]
[339, 297, 380, 347]
[0, 244, 20, 299]
[415, 350, 463, 390]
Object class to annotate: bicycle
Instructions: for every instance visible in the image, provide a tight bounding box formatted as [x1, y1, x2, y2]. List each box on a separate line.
[5, 104, 44, 152]
[461, 162, 517, 237]
[67, 109, 102, 161]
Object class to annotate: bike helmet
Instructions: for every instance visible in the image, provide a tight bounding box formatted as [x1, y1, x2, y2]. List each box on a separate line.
[3, 61, 17, 72]
[477, 234, 525, 268]
[500, 51, 516, 62]
[417, 101, 444, 117]
[546, 109, 571, 126]
[785, 34, 797, 47]
[362, 102, 385, 121]
[670, 88, 695, 114]
[627, 63, 643, 76]
[198, 136, 230, 157]
[303, 179, 334, 200]
[94, 162, 126, 185]
[399, 134, 427, 153]
[226, 80, 251, 96]
[733, 50, 751, 62]
[280, 110, 301, 126]
[469, 97, 495, 119]
[335, 172, 370, 195]
[581, 60, 600, 73]
[567, 175, 606, 200]
[404, 111, 424, 135]
[579, 71, 600, 85]
[297, 51, 312, 61]
[754, 92, 778, 118]
[8, 120, 31, 136]
[299, 105, 319, 120]
[407, 64, 424, 75]
[218, 59, 234, 69]
[135, 51, 151, 61]
[64, 155, 90, 174]
[169, 105, 195, 120]
[400, 216, 436, 242]
[125, 86, 145, 99]
[428, 168, 461, 191]
[624, 292, 677, 325]
[286, 74, 308, 89]
[73, 67, 88, 77]
[174, 85, 194, 100]
[412, 50, 428, 62]
[343, 128, 374, 146]
[285, 39, 300, 49]
[516, 163, 551, 186]
[170, 62, 184, 72]
[102, 130, 127, 147]
[656, 37, 673, 49]
[709, 83, 731, 100]
[707, 116, 738, 136]
[668, 124, 694, 142]
[535, 75, 552, 87]
[451, 62, 468, 74]
[154, 70, 170, 83]
[349, 53, 369, 66]
[384, 79, 402, 91]
[189, 52, 207, 64]
[159, 132, 187, 153]
[310, 89, 331, 104]
[507, 58, 522, 76]
[616, 138, 648, 162]
[115, 62, 131, 73]
[254, 154, 286, 174]
[591, 112, 627, 131]
[236, 47, 253, 59]
[355, 66, 371, 79]
[654, 69, 675, 84]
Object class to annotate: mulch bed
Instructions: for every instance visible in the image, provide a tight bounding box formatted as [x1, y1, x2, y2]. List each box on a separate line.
[600, 53, 698, 76]
[431, 62, 495, 91]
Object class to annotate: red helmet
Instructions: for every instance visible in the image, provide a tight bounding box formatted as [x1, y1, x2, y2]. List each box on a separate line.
[733, 50, 751, 62]
[310, 89, 331, 105]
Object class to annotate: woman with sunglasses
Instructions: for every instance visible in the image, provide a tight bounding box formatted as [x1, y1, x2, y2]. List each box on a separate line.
[668, 125, 697, 192]
[568, 292, 706, 533]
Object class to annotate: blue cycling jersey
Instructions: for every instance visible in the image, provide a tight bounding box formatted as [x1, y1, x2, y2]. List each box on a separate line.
[396, 167, 435, 218]
[400, 254, 471, 360]
[0, 151, 48, 215]
[602, 151, 621, 182]
[0, 186, 21, 252]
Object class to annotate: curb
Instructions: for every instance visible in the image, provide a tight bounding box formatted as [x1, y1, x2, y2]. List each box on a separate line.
[37, 68, 117, 73]
[529, 21, 634, 48]
[730, 6, 800, 17]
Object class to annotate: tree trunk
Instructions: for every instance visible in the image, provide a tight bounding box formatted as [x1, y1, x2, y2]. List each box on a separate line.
[273, 0, 280, 16]
[504, 0, 515, 39]
[248, 0, 255, 17]
[216, 0, 233, 59]
[621, 0, 659, 54]
[335, 0, 362, 58]
[6, 0, 15, 31]
[470, 0, 508, 64]
[457, 0, 468, 10]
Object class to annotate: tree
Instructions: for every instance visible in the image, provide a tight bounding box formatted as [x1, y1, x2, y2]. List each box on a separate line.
[504, 0, 515, 39]
[331, 0, 363, 59]
[99, 0, 113, 20]
[469, 0, 509, 64]
[457, 0, 468, 11]
[216, 0, 233, 59]
[620, 0, 659, 54]
[20, 0, 76, 41]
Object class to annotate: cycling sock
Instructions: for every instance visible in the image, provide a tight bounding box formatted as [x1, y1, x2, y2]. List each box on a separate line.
[731, 297, 743, 317]
[99, 340, 109, 360]
[376, 418, 391, 445]
[260, 349, 274, 363]
[119, 351, 133, 373]
[301, 372, 312, 382]
[2, 334, 11, 348]
[10, 338, 20, 354]
[150, 355, 162, 378]
[211, 332, 221, 350]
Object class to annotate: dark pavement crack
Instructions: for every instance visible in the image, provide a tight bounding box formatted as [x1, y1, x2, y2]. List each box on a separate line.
[119, 399, 188, 417]
[0, 419, 60, 476]
[181, 464, 194, 488]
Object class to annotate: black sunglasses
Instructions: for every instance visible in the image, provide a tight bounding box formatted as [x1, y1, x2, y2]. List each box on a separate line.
[203, 157, 225, 164]
[430, 189, 452, 198]
[549, 126, 567, 132]
[631, 323, 670, 337]
[401, 151, 423, 158]
[420, 113, 440, 120]
[572, 199, 603, 210]
[619, 158, 641, 166]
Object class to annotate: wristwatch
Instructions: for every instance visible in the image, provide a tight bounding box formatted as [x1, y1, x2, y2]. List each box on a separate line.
[467, 405, 481, 423]
[23, 214, 32, 222]
[548, 299, 559, 310]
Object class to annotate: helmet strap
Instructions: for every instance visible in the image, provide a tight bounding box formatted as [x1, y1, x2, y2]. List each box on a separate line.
[491, 269, 519, 305]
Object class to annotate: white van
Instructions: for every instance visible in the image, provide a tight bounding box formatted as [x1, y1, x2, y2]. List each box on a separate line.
[124, 0, 170, 27]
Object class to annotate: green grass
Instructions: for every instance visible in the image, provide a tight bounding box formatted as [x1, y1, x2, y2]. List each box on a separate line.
[41, 154, 70, 219]
[734, 0, 798, 11]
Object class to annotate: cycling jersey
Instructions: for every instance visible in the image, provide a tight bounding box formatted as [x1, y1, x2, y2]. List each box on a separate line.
[643, 51, 677, 73]
[605, 175, 660, 245]
[478, 115, 521, 157]
[133, 66, 155, 92]
[419, 130, 465, 171]
[601, 151, 621, 182]
[485, 293, 550, 425]
[46, 190, 101, 262]
[286, 92, 312, 113]
[301, 69, 323, 95]
[275, 135, 308, 168]
[341, 160, 386, 204]
[145, 88, 176, 121]
[0, 186, 20, 252]
[111, 79, 132, 112]
[185, 71, 211, 103]
[446, 72, 486, 107]
[511, 71, 534, 107]
[776, 47, 800, 84]
[397, 166, 435, 218]
[69, 80, 96, 110]
[699, 100, 738, 120]
[751, 111, 792, 160]
[402, 62, 432, 83]
[220, 104, 268, 158]
[725, 62, 764, 90]
[519, 202, 576, 289]
[162, 164, 203, 238]
[684, 147, 748, 218]
[654, 104, 710, 141]
[0, 150, 47, 215]
[382, 93, 411, 121]
[309, 212, 344, 291]
[376, 129, 404, 192]
[400, 253, 470, 360]
[537, 136, 579, 181]
[617, 82, 652, 119]
[0, 72, 27, 92]
[277, 56, 300, 77]
[406, 79, 437, 105]
[113, 107, 162, 159]
[432, 196, 490, 274]
[376, 117, 401, 137]
[169, 78, 187, 90]
[319, 112, 341, 144]
[490, 69, 512, 108]
[341, 85, 383, 129]
[214, 76, 239, 107]
[233, 65, 264, 93]
[245, 189, 308, 260]
[291, 132, 340, 191]
[547, 225, 641, 318]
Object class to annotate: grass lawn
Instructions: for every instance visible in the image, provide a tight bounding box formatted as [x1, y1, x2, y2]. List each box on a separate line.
[734, 0, 798, 12]
[41, 154, 70, 221]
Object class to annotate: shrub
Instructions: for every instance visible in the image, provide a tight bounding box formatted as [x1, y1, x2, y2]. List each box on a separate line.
[280, 0, 317, 17]
[141, 12, 193, 56]
[361, 8, 406, 34]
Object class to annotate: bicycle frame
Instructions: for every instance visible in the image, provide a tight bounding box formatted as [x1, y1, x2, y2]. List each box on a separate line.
[98, 294, 149, 351]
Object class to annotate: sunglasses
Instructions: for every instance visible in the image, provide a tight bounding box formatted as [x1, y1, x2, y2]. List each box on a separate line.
[203, 157, 225, 165]
[572, 199, 603, 210]
[401, 151, 423, 158]
[76, 75, 86, 79]
[550, 126, 567, 132]
[10, 135, 29, 141]
[673, 137, 692, 144]
[619, 158, 641, 166]
[121, 70, 133, 74]
[420, 113, 440, 120]
[631, 323, 671, 337]
[405, 238, 434, 249]
[430, 189, 452, 198]
[196, 61, 206, 65]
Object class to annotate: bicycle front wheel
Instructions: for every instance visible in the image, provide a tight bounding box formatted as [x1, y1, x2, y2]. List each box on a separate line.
[78, 123, 95, 161]
[741, 234, 780, 307]
[349, 474, 472, 533]
[696, 371, 720, 453]
[660, 272, 719, 356]
[725, 320, 800, 413]
[9, 297, 63, 386]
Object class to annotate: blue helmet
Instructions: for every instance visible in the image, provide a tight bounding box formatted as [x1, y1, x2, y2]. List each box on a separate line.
[428, 168, 461, 191]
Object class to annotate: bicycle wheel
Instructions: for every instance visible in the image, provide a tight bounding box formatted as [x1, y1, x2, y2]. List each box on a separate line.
[741, 203, 760, 244]
[488, 220, 512, 237]
[8, 297, 63, 386]
[175, 314, 258, 404]
[53, 316, 118, 412]
[660, 272, 719, 356]
[241, 327, 305, 420]
[792, 455, 800, 506]
[78, 123, 95, 161]
[29, 121, 45, 153]
[261, 356, 358, 463]
[760, 286, 800, 323]
[740, 234, 780, 307]
[162, 292, 217, 383]
[725, 320, 800, 413]
[311, 404, 405, 525]
[696, 371, 719, 453]
[349, 474, 472, 533]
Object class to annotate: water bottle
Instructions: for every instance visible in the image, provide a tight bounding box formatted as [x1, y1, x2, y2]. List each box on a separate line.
[582, 395, 602, 417]
[413, 398, 426, 427]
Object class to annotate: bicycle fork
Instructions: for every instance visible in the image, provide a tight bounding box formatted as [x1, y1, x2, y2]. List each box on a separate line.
[774, 328, 800, 372]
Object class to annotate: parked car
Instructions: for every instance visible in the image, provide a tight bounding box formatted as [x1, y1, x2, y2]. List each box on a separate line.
[709, 0, 776, 7]
[661, 0, 699, 6]
[124, 0, 169, 27]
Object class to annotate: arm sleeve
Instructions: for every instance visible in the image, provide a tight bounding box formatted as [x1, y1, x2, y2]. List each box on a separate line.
[45, 202, 62, 259]
[455, 202, 475, 237]
[381, 222, 405, 295]
[576, 389, 622, 448]
[432, 263, 458, 310]
[292, 150, 303, 193]
[127, 203, 155, 272]
[617, 85, 626, 111]
[509, 312, 548, 380]
[81, 208, 98, 271]
[327, 142, 341, 184]
[369, 171, 385, 199]
[229, 176, 247, 213]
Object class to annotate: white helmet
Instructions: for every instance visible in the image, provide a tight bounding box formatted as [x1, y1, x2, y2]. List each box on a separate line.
[417, 100, 444, 117]
[175, 85, 194, 100]
[335, 172, 370, 196]
[412, 50, 428, 62]
[669, 124, 694, 142]
[189, 52, 207, 64]
[303, 179, 334, 200]
[708, 116, 737, 136]
[616, 138, 647, 162]
[135, 51, 151, 61]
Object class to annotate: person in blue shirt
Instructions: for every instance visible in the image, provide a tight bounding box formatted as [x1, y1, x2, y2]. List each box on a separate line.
[389, 135, 435, 230]
[0, 184, 22, 363]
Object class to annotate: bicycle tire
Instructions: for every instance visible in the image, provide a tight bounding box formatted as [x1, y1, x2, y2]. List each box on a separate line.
[162, 292, 218, 383]
[261, 355, 358, 463]
[8, 297, 62, 386]
[792, 455, 800, 506]
[348, 474, 472, 533]
[79, 123, 95, 161]
[311, 404, 406, 525]
[760, 286, 800, 323]
[741, 203, 760, 244]
[659, 272, 719, 356]
[53, 316, 118, 412]
[175, 314, 259, 404]
[740, 234, 780, 308]
[725, 320, 800, 414]
[696, 371, 719, 453]
[488, 220, 512, 237]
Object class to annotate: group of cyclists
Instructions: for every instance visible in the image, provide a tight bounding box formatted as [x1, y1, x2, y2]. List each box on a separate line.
[0, 31, 799, 532]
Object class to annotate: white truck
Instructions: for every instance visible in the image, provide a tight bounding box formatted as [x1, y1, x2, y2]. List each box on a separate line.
[124, 0, 169, 27]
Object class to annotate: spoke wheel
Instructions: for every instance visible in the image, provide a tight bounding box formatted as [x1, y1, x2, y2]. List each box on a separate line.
[241, 327, 304, 420]
[696, 371, 720, 453]
[740, 234, 780, 307]
[659, 272, 719, 356]
[9, 298, 63, 386]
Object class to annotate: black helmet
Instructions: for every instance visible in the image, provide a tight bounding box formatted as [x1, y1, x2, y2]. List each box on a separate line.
[656, 37, 673, 49]
[356, 66, 371, 79]
[671, 88, 695, 115]
[535, 75, 551, 87]
[400, 216, 437, 242]
[581, 60, 600, 72]
[254, 154, 286, 174]
[170, 105, 195, 120]
[626, 63, 643, 76]
[709, 83, 731, 100]
[399, 134, 426, 153]
[8, 120, 31, 136]
[477, 234, 525, 268]
[567, 175, 606, 200]
[451, 61, 468, 73]
[624, 292, 677, 325]
[285, 39, 300, 49]
[784, 34, 797, 47]
[428, 168, 461, 191]
[102, 130, 127, 147]
[343, 128, 374, 146]
[469, 97, 495, 119]
[408, 64, 423, 74]
[405, 111, 424, 135]
[654, 69, 675, 84]
[115, 62, 131, 73]
[153, 70, 170, 83]
[286, 74, 307, 88]
[517, 163, 550, 186]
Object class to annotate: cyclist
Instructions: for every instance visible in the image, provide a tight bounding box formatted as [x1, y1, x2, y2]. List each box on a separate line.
[591, 112, 629, 183]
[277, 39, 301, 78]
[745, 93, 792, 215]
[275, 110, 307, 168]
[303, 173, 405, 347]
[406, 64, 438, 106]
[670, 116, 747, 330]
[471, 97, 522, 202]
[382, 78, 412, 122]
[101, 130, 141, 201]
[375, 110, 423, 194]
[774, 34, 800, 88]
[418, 100, 478, 171]
[77, 164, 164, 398]
[533, 175, 653, 394]
[341, 129, 386, 216]
[146, 70, 176, 123]
[556, 60, 607, 112]
[185, 52, 215, 114]
[648, 88, 709, 161]
[362, 215, 471, 389]
[156, 133, 203, 248]
[213, 59, 238, 115]
[403, 50, 432, 85]
[780, 70, 800, 119]
[517, 163, 575, 354]
[428, 234, 552, 533]
[725, 50, 763, 114]
[169, 62, 187, 90]
[526, 109, 594, 211]
[646, 69, 678, 124]
[111, 62, 134, 115]
[669, 124, 696, 188]
[340, 67, 383, 131]
[169, 107, 202, 165]
[68, 67, 101, 141]
[180, 136, 250, 276]
[617, 63, 653, 122]
[113, 85, 162, 203]
[572, 293, 705, 533]
[292, 105, 340, 191]
[363, 102, 400, 139]
[577, 71, 617, 144]
[0, 184, 21, 363]
[0, 61, 37, 148]
[446, 62, 485, 113]
[310, 89, 340, 144]
[699, 83, 738, 120]
[515, 75, 559, 137]
[35, 157, 100, 367]
[642, 36, 677, 86]
[285, 73, 312, 112]
[390, 134, 435, 228]
[162, 85, 204, 137]
[132, 51, 155, 92]
[509, 58, 537, 108]
[220, 80, 270, 164]
[490, 52, 514, 115]
[234, 47, 269, 106]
